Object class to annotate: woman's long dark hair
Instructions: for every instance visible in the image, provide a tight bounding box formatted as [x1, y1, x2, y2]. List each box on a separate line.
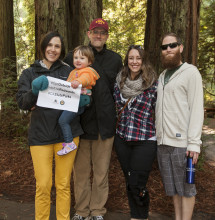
[120, 45, 157, 89]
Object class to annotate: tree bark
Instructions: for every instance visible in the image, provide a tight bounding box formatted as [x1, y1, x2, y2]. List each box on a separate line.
[144, 0, 200, 74]
[35, 0, 102, 58]
[35, 0, 68, 59]
[0, 0, 16, 72]
[184, 0, 200, 65]
[67, 0, 102, 51]
[0, 0, 18, 133]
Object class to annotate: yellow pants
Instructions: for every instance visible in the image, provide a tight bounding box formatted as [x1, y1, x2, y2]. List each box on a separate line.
[30, 137, 79, 220]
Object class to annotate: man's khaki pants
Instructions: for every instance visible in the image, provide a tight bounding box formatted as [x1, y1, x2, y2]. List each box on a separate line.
[73, 135, 114, 217]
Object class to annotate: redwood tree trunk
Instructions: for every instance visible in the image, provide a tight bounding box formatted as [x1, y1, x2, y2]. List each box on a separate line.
[67, 0, 102, 51]
[0, 0, 18, 134]
[144, 0, 200, 74]
[0, 0, 16, 75]
[35, 0, 69, 59]
[35, 0, 102, 58]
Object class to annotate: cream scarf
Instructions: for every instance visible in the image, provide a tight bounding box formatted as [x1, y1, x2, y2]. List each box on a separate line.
[116, 72, 146, 99]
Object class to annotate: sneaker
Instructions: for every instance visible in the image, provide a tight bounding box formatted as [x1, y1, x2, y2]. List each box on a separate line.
[91, 216, 104, 220]
[71, 213, 91, 220]
[57, 141, 77, 156]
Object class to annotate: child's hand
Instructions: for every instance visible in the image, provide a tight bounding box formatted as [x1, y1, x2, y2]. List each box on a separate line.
[71, 80, 80, 88]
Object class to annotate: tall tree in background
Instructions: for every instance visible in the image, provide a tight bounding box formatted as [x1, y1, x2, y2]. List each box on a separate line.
[68, 0, 102, 50]
[35, 0, 69, 59]
[0, 0, 16, 63]
[0, 0, 16, 81]
[35, 0, 102, 58]
[0, 0, 18, 135]
[144, 0, 200, 74]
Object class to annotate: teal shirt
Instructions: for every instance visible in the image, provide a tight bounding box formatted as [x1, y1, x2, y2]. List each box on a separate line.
[164, 63, 183, 85]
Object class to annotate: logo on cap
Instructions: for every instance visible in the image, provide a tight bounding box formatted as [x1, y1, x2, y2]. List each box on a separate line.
[89, 18, 109, 32]
[96, 19, 105, 25]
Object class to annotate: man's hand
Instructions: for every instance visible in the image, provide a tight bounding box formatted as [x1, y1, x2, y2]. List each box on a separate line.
[186, 151, 199, 164]
[71, 80, 80, 89]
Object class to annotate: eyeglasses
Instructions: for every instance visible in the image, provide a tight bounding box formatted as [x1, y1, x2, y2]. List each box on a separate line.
[90, 30, 108, 37]
[160, 42, 180, 50]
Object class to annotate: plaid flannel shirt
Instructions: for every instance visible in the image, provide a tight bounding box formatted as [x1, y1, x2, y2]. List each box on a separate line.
[114, 81, 158, 141]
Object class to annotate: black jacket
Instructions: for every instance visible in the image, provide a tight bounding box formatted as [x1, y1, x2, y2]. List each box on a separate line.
[64, 45, 123, 140]
[16, 60, 83, 146]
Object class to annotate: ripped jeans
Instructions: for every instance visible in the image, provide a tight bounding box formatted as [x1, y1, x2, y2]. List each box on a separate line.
[114, 135, 157, 219]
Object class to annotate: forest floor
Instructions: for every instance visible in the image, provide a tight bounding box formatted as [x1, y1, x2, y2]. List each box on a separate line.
[0, 118, 215, 217]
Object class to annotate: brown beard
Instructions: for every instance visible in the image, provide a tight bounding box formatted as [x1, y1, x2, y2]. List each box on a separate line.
[161, 49, 182, 69]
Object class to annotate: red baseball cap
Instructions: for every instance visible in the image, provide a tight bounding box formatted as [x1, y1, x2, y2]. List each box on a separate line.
[89, 18, 109, 32]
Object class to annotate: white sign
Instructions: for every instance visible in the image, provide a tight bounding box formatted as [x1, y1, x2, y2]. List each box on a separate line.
[36, 76, 81, 112]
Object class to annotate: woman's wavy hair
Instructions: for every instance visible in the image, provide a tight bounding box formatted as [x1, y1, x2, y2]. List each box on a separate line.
[120, 45, 157, 89]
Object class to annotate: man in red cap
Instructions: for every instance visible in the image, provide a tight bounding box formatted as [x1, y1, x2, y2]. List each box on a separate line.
[87, 18, 109, 52]
[64, 18, 122, 220]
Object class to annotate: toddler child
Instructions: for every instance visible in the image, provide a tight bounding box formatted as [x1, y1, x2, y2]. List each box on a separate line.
[57, 45, 99, 156]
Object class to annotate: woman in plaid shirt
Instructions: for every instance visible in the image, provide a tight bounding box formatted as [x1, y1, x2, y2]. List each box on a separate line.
[113, 45, 158, 220]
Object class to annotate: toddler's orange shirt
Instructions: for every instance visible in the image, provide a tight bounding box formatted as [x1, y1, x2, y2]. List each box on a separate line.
[67, 67, 100, 89]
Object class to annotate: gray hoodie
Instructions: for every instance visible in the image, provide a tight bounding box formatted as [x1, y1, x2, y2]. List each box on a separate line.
[155, 62, 204, 153]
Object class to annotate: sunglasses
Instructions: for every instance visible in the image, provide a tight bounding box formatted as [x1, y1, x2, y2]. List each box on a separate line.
[160, 42, 180, 50]
[129, 45, 144, 50]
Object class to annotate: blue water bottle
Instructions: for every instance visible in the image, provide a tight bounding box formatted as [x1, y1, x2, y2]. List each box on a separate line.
[186, 156, 195, 184]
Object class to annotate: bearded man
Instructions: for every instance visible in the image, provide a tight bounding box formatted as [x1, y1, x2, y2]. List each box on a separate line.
[155, 33, 204, 220]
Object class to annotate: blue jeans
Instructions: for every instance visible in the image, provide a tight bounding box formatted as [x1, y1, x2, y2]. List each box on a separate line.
[59, 106, 85, 143]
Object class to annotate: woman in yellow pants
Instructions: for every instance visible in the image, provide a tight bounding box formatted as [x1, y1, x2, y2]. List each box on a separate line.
[16, 31, 83, 220]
